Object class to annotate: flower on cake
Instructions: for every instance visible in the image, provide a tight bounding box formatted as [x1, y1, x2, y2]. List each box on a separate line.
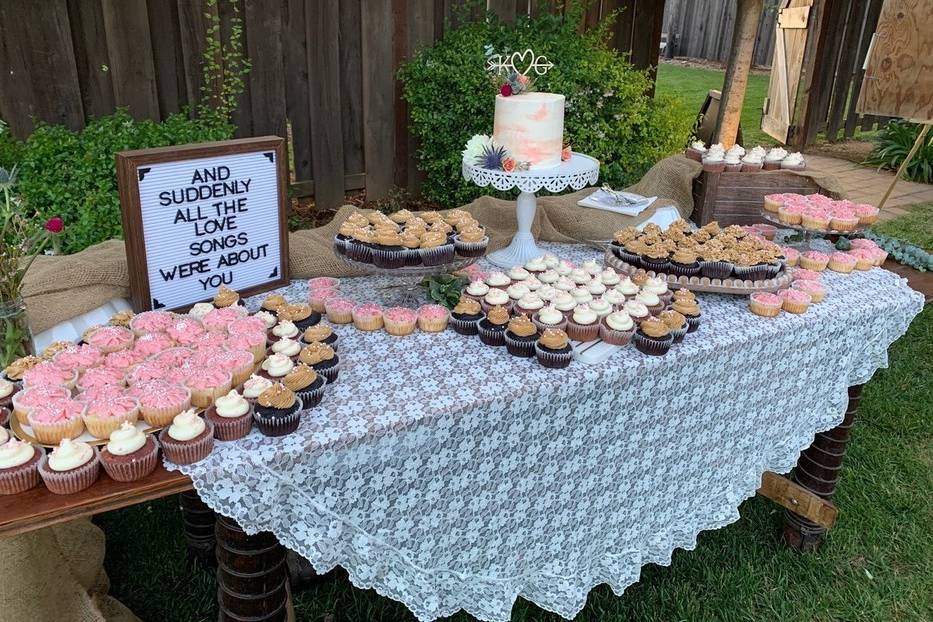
[502, 157, 516, 172]
[462, 134, 493, 163]
[463, 135, 531, 172]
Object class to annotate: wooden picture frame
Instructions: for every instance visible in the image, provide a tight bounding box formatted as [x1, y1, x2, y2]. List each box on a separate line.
[117, 136, 290, 312]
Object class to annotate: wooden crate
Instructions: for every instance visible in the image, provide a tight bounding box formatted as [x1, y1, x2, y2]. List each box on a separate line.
[691, 171, 836, 226]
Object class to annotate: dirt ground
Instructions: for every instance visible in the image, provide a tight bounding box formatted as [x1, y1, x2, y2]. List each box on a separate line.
[803, 140, 875, 164]
[660, 57, 771, 75]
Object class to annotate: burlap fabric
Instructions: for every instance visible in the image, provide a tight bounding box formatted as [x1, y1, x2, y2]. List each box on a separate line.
[21, 155, 841, 334]
[0, 519, 139, 622]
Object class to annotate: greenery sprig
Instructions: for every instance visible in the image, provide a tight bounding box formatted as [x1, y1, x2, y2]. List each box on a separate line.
[421, 274, 469, 309]
[862, 230, 933, 272]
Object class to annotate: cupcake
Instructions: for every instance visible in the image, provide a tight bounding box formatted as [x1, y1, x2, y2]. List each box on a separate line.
[132, 332, 175, 358]
[669, 248, 701, 277]
[260, 353, 295, 381]
[100, 422, 159, 482]
[213, 286, 242, 309]
[507, 283, 531, 302]
[622, 300, 651, 325]
[11, 386, 71, 425]
[535, 329, 573, 368]
[21, 361, 77, 391]
[671, 298, 701, 332]
[586, 280, 606, 297]
[791, 279, 826, 303]
[308, 277, 340, 290]
[702, 152, 725, 173]
[659, 310, 688, 343]
[781, 247, 800, 267]
[450, 298, 484, 336]
[741, 152, 763, 172]
[524, 256, 548, 274]
[253, 384, 303, 437]
[108, 310, 135, 328]
[781, 152, 806, 171]
[685, 140, 707, 162]
[569, 268, 591, 285]
[352, 304, 384, 331]
[514, 293, 545, 317]
[130, 380, 191, 427]
[830, 214, 860, 232]
[129, 310, 175, 336]
[76, 366, 126, 393]
[27, 398, 86, 445]
[763, 147, 787, 170]
[308, 288, 339, 313]
[801, 210, 831, 231]
[298, 342, 340, 383]
[206, 389, 254, 440]
[849, 248, 876, 271]
[615, 277, 640, 297]
[225, 330, 268, 364]
[324, 297, 354, 325]
[185, 368, 233, 409]
[371, 230, 407, 268]
[640, 247, 671, 274]
[416, 305, 450, 333]
[723, 152, 742, 172]
[0, 439, 42, 494]
[103, 348, 147, 373]
[854, 204, 880, 225]
[462, 280, 490, 302]
[269, 320, 300, 343]
[565, 305, 600, 342]
[282, 364, 326, 408]
[38, 439, 100, 494]
[780, 288, 811, 314]
[484, 271, 511, 289]
[749, 291, 784, 317]
[453, 226, 489, 257]
[635, 291, 664, 315]
[599, 311, 636, 345]
[504, 314, 539, 357]
[85, 326, 134, 354]
[477, 305, 510, 347]
[699, 250, 733, 280]
[481, 288, 511, 313]
[0, 378, 20, 411]
[602, 289, 626, 308]
[599, 268, 621, 287]
[588, 298, 613, 318]
[277, 303, 321, 331]
[793, 268, 823, 282]
[83, 395, 140, 439]
[532, 305, 568, 333]
[633, 317, 674, 356]
[419, 231, 455, 266]
[241, 374, 273, 403]
[827, 252, 856, 273]
[799, 251, 829, 271]
[158, 410, 215, 464]
[261, 293, 288, 312]
[166, 316, 207, 347]
[384, 307, 418, 336]
[187, 302, 215, 321]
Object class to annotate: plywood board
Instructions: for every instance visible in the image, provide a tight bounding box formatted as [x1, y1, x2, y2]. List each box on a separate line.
[856, 0, 933, 123]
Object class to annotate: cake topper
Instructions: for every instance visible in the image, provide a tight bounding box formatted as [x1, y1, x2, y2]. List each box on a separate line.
[484, 46, 553, 97]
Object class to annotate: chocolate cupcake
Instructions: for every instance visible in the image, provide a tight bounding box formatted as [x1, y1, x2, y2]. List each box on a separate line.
[38, 439, 101, 494]
[253, 384, 303, 437]
[372, 230, 407, 268]
[206, 390, 254, 441]
[302, 323, 339, 351]
[213, 286, 244, 309]
[671, 299, 701, 333]
[0, 439, 41, 495]
[633, 317, 674, 356]
[298, 342, 340, 384]
[535, 329, 573, 368]
[419, 231, 455, 266]
[669, 248, 701, 277]
[282, 364, 326, 408]
[0, 377, 18, 411]
[504, 314, 538, 358]
[640, 246, 671, 273]
[400, 230, 423, 266]
[453, 226, 489, 257]
[100, 422, 159, 482]
[449, 297, 484, 336]
[659, 309, 688, 343]
[277, 303, 321, 331]
[158, 410, 215, 464]
[477, 305, 510, 347]
[699, 250, 734, 280]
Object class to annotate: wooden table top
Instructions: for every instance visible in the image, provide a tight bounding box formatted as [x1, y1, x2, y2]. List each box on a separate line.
[0, 465, 191, 538]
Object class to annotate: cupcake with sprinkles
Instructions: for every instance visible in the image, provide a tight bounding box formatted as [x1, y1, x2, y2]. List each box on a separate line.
[85, 326, 135, 354]
[242, 374, 274, 404]
[83, 395, 140, 439]
[449, 297, 484, 336]
[535, 329, 573, 368]
[130, 380, 192, 427]
[206, 389, 253, 440]
[416, 305, 450, 333]
[253, 384, 303, 437]
[633, 316, 674, 356]
[384, 307, 418, 336]
[298, 342, 340, 383]
[28, 398, 86, 444]
[277, 303, 321, 331]
[282, 364, 326, 408]
[302, 323, 339, 349]
[477, 305, 510, 347]
[749, 292, 783, 318]
[213, 286, 243, 309]
[504, 314, 539, 357]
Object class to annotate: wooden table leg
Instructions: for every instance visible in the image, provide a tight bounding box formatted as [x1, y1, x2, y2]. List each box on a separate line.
[215, 514, 292, 622]
[178, 490, 216, 567]
[783, 384, 863, 551]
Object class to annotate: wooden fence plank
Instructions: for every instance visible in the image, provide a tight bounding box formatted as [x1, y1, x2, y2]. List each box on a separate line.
[283, 0, 309, 178]
[825, 0, 865, 141]
[244, 0, 286, 138]
[176, 0, 213, 111]
[844, 0, 884, 138]
[67, 0, 115, 120]
[489, 0, 518, 23]
[147, 0, 187, 118]
[361, 0, 396, 199]
[339, 0, 365, 176]
[407, 0, 437, 194]
[306, 0, 346, 208]
[101, 0, 160, 120]
[220, 0, 253, 136]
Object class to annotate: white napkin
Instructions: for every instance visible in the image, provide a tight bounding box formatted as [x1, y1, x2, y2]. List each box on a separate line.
[577, 188, 657, 216]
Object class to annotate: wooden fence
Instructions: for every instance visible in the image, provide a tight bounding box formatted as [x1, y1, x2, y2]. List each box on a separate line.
[0, 0, 664, 209]
[662, 0, 778, 68]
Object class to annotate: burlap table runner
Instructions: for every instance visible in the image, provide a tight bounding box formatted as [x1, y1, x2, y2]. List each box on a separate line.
[21, 155, 841, 334]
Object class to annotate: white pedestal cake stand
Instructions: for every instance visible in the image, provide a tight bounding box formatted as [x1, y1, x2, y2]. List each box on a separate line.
[462, 152, 600, 268]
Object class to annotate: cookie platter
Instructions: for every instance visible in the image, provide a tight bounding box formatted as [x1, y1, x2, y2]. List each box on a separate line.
[603, 248, 793, 294]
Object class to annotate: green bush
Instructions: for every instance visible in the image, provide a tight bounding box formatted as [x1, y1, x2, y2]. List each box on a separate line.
[13, 110, 231, 254]
[864, 120, 933, 184]
[399, 2, 692, 207]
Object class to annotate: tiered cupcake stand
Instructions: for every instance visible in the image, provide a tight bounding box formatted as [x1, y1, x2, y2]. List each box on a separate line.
[462, 152, 600, 268]
[760, 210, 866, 250]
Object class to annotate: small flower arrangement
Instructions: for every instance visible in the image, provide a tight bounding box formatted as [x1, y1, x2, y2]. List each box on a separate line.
[462, 135, 530, 172]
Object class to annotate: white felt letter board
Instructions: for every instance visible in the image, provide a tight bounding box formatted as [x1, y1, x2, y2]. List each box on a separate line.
[117, 137, 290, 311]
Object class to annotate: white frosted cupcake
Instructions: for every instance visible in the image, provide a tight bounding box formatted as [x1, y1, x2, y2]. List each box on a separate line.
[206, 389, 253, 441]
[599, 310, 636, 345]
[158, 409, 214, 465]
[242, 374, 274, 403]
[270, 337, 302, 359]
[481, 288, 511, 313]
[100, 422, 159, 482]
[38, 439, 100, 494]
[462, 280, 489, 302]
[532, 305, 568, 333]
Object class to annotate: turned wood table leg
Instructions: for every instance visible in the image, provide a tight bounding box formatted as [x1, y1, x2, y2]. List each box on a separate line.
[783, 384, 864, 551]
[215, 514, 292, 622]
[179, 490, 216, 568]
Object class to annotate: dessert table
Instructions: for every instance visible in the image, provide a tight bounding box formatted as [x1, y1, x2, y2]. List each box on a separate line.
[153, 242, 920, 622]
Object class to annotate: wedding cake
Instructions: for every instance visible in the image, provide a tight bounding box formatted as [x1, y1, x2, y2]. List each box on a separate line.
[493, 92, 565, 169]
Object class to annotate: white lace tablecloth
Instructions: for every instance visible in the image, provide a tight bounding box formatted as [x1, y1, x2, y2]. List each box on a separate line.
[166, 243, 924, 622]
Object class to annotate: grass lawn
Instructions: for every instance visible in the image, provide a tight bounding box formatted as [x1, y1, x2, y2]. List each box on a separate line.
[873, 202, 933, 251]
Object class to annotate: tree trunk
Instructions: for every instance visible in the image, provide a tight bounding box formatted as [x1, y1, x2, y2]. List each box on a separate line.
[715, 0, 764, 148]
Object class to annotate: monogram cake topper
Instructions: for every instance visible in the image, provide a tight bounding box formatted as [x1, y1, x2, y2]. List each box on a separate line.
[485, 48, 554, 77]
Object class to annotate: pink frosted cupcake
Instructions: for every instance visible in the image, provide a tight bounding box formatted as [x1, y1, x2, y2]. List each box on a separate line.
[0, 439, 42, 494]
[158, 410, 215, 465]
[75, 384, 125, 405]
[799, 251, 829, 271]
[352, 303, 384, 331]
[130, 380, 191, 427]
[83, 395, 140, 439]
[103, 348, 147, 372]
[791, 279, 826, 303]
[225, 330, 267, 364]
[85, 326, 135, 354]
[11, 385, 70, 425]
[132, 332, 175, 357]
[127, 361, 171, 386]
[384, 307, 417, 336]
[99, 422, 159, 482]
[308, 277, 340, 290]
[203, 306, 247, 332]
[749, 292, 783, 317]
[763, 194, 784, 213]
[848, 248, 876, 271]
[151, 347, 194, 368]
[830, 214, 860, 232]
[166, 317, 206, 346]
[215, 348, 256, 386]
[27, 398, 86, 444]
[22, 361, 77, 391]
[184, 368, 233, 409]
[827, 252, 856, 273]
[854, 203, 880, 225]
[778, 203, 804, 225]
[38, 439, 100, 494]
[779, 288, 811, 314]
[53, 344, 103, 374]
[309, 288, 340, 313]
[416, 305, 450, 332]
[324, 297, 354, 324]
[76, 366, 126, 393]
[793, 268, 823, 282]
[870, 247, 888, 266]
[229, 314, 270, 335]
[130, 310, 176, 336]
[780, 247, 800, 267]
[190, 330, 228, 351]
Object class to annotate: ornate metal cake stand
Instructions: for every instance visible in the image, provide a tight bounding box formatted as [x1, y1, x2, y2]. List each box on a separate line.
[462, 152, 600, 268]
[337, 254, 478, 306]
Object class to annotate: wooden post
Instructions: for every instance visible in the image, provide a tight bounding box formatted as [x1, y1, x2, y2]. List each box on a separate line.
[714, 0, 764, 148]
[178, 490, 216, 568]
[783, 384, 863, 551]
[877, 124, 931, 209]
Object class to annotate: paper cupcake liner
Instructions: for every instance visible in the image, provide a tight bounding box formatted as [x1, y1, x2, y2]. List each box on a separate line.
[685, 314, 701, 333]
[0, 450, 41, 495]
[140, 391, 191, 428]
[100, 437, 159, 482]
[83, 407, 140, 439]
[669, 324, 689, 343]
[504, 333, 537, 358]
[749, 302, 782, 318]
[669, 262, 701, 277]
[781, 163, 806, 171]
[209, 410, 253, 441]
[0, 406, 9, 427]
[453, 236, 489, 258]
[703, 162, 725, 173]
[253, 398, 303, 437]
[449, 316, 481, 336]
[325, 308, 353, 325]
[801, 216, 830, 230]
[159, 419, 215, 464]
[598, 323, 635, 346]
[762, 199, 782, 213]
[417, 316, 448, 333]
[314, 362, 340, 384]
[372, 247, 407, 269]
[827, 261, 855, 274]
[296, 382, 326, 409]
[782, 300, 810, 314]
[420, 245, 455, 266]
[39, 448, 101, 494]
[617, 249, 641, 265]
[352, 314, 384, 331]
[741, 162, 762, 172]
[640, 258, 670, 273]
[830, 220, 858, 232]
[565, 321, 600, 342]
[190, 376, 233, 409]
[762, 160, 782, 171]
[532, 316, 568, 334]
[480, 300, 512, 314]
[798, 257, 828, 271]
[777, 210, 802, 225]
[633, 331, 674, 356]
[733, 265, 770, 282]
[685, 148, 703, 162]
[700, 261, 733, 279]
[28, 414, 86, 445]
[477, 324, 507, 347]
[854, 259, 873, 271]
[534, 344, 572, 368]
[384, 319, 416, 336]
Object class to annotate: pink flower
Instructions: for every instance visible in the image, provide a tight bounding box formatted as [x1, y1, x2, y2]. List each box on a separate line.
[561, 145, 572, 161]
[518, 74, 530, 86]
[45, 217, 64, 234]
[500, 83, 513, 97]
[502, 157, 516, 173]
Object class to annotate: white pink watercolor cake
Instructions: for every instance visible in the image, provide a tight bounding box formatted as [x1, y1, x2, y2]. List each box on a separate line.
[493, 92, 565, 169]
